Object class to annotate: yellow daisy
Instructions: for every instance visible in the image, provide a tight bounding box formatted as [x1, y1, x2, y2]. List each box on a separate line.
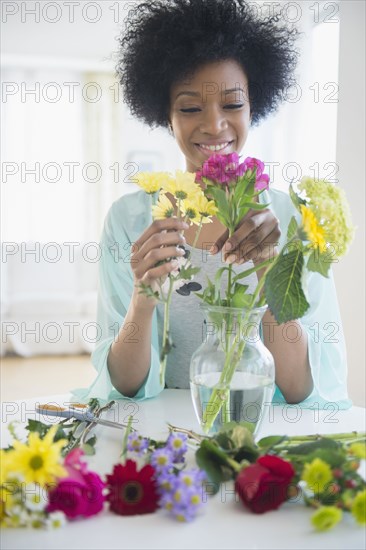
[151, 193, 175, 220]
[180, 200, 200, 224]
[10, 426, 67, 485]
[301, 458, 333, 495]
[300, 205, 327, 252]
[161, 170, 201, 200]
[181, 194, 217, 225]
[133, 172, 174, 194]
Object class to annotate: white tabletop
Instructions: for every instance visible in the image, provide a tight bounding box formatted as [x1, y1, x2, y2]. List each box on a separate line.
[1, 390, 365, 550]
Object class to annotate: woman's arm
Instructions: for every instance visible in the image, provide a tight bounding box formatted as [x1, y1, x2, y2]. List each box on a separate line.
[107, 218, 188, 397]
[261, 300, 313, 404]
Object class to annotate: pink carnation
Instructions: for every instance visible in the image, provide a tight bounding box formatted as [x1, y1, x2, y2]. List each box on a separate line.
[47, 448, 105, 519]
[196, 152, 242, 185]
[196, 154, 270, 191]
[241, 157, 270, 191]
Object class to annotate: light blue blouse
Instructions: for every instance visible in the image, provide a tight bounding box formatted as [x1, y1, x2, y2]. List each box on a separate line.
[73, 187, 352, 409]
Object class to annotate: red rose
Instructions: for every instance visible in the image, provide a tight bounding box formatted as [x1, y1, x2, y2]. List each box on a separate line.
[235, 455, 295, 514]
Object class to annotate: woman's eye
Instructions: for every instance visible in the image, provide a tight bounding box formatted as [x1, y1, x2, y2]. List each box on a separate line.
[180, 108, 201, 113]
[224, 104, 244, 110]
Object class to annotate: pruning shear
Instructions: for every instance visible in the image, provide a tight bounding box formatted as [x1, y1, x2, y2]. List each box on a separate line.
[35, 402, 130, 431]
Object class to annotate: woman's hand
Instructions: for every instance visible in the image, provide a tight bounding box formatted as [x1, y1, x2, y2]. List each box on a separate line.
[130, 218, 188, 308]
[210, 209, 281, 266]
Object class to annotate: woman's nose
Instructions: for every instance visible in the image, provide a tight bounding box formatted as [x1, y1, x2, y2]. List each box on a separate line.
[199, 106, 228, 135]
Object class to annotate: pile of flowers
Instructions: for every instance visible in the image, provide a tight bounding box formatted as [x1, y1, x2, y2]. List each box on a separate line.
[0, 407, 206, 529]
[1, 410, 365, 532]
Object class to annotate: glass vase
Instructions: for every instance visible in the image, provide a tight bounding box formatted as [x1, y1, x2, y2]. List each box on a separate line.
[190, 304, 275, 435]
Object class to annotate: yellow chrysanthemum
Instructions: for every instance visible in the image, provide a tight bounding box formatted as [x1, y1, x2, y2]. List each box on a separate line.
[302, 458, 333, 495]
[151, 193, 175, 220]
[299, 177, 355, 257]
[300, 205, 327, 252]
[0, 449, 19, 522]
[181, 194, 217, 225]
[180, 200, 200, 224]
[351, 489, 366, 525]
[10, 426, 67, 485]
[133, 172, 174, 194]
[349, 442, 366, 460]
[161, 170, 201, 200]
[0, 449, 13, 485]
[311, 506, 342, 532]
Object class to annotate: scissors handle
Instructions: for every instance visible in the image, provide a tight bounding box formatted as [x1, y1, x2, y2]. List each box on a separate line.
[36, 404, 128, 430]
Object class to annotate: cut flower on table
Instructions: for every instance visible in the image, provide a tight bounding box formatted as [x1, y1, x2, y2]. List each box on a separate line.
[1, 401, 365, 531]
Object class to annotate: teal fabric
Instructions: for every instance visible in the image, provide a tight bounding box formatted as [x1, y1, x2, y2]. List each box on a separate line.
[73, 188, 352, 409]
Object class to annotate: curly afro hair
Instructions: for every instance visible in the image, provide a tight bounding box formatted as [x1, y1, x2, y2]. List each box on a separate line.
[116, 0, 299, 128]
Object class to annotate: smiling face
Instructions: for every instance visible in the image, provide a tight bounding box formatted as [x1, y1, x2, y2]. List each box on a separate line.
[169, 59, 251, 172]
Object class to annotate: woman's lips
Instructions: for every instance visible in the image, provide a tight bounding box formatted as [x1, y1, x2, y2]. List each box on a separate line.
[195, 140, 234, 155]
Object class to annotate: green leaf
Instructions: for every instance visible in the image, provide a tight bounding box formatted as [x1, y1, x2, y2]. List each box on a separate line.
[138, 283, 160, 301]
[286, 437, 341, 456]
[286, 438, 347, 468]
[231, 283, 253, 308]
[205, 186, 230, 226]
[257, 435, 288, 449]
[214, 266, 229, 302]
[195, 440, 234, 491]
[307, 250, 331, 278]
[85, 435, 97, 447]
[264, 245, 310, 323]
[287, 216, 299, 240]
[178, 265, 201, 280]
[81, 443, 96, 456]
[289, 184, 307, 213]
[239, 202, 269, 211]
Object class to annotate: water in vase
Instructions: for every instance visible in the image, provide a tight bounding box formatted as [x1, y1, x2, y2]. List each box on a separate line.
[190, 371, 274, 435]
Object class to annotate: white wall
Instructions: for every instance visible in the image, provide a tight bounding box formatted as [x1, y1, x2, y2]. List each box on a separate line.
[335, 0, 365, 406]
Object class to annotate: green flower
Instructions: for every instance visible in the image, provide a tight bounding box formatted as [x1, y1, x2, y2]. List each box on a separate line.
[298, 177, 355, 257]
[311, 506, 342, 532]
[351, 489, 366, 525]
[302, 458, 333, 495]
[349, 442, 366, 460]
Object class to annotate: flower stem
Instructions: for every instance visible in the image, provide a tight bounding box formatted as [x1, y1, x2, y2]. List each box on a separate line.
[120, 415, 133, 463]
[160, 277, 174, 386]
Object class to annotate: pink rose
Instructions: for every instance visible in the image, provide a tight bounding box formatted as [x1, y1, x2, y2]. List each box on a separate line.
[47, 449, 105, 519]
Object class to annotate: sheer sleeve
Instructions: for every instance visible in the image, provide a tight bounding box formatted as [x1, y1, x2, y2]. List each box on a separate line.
[264, 189, 352, 409]
[72, 192, 163, 403]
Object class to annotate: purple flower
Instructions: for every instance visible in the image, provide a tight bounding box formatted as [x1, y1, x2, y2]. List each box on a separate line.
[150, 448, 174, 474]
[155, 471, 176, 493]
[166, 433, 188, 463]
[127, 433, 149, 455]
[157, 469, 207, 522]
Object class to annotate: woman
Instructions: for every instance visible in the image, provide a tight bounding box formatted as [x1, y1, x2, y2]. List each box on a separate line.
[74, 0, 350, 409]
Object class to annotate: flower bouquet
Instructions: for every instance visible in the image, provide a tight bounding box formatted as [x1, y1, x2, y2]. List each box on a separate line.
[134, 153, 355, 434]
